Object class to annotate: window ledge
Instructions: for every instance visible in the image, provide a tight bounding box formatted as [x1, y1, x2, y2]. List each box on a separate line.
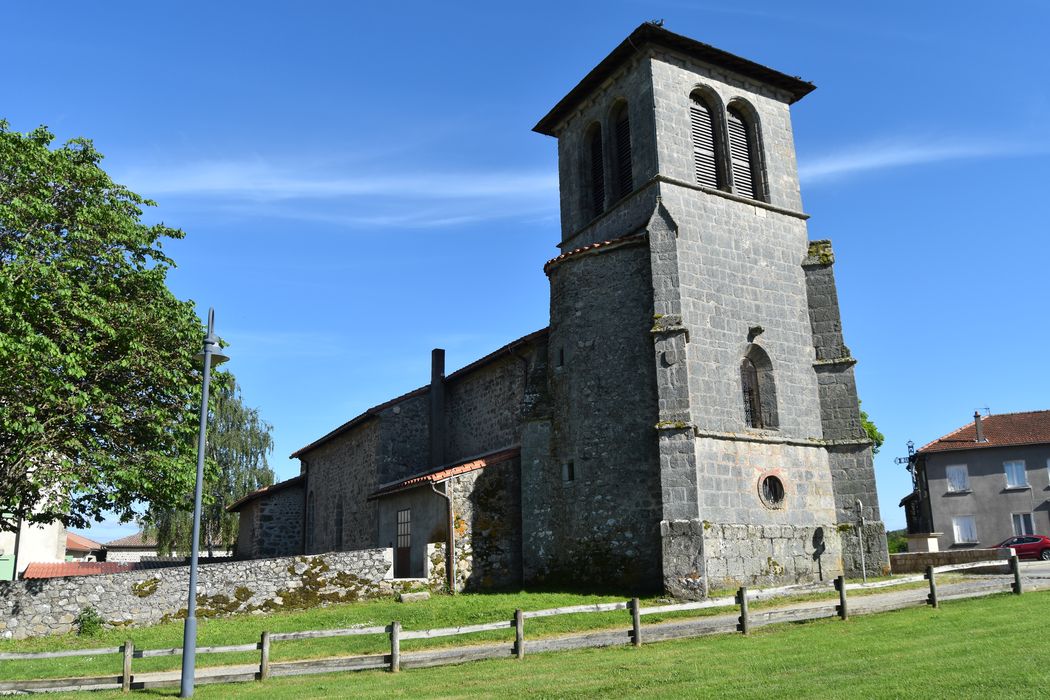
[1003, 485, 1031, 492]
[945, 489, 973, 495]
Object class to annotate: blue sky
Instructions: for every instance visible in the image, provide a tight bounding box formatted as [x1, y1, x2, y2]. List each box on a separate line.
[6, 2, 1048, 541]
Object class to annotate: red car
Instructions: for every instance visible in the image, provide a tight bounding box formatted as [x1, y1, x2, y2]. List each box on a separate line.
[994, 535, 1050, 560]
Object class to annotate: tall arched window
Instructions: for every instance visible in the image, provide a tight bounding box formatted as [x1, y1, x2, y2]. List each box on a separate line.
[585, 123, 605, 218]
[690, 91, 725, 189]
[727, 105, 761, 200]
[741, 345, 778, 429]
[611, 103, 633, 199]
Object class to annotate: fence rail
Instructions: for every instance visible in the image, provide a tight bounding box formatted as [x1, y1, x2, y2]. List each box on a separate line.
[0, 557, 1029, 694]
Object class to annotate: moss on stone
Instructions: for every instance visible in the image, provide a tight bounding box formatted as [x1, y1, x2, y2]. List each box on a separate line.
[131, 578, 160, 598]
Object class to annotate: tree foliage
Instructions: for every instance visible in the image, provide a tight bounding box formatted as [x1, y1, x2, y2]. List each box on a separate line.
[0, 121, 203, 531]
[859, 401, 885, 455]
[143, 378, 275, 556]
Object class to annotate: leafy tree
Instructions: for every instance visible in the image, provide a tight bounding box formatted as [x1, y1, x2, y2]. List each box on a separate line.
[0, 121, 203, 532]
[859, 401, 885, 455]
[143, 378, 275, 556]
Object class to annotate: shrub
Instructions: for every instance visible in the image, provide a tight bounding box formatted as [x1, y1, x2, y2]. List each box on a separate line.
[75, 607, 104, 636]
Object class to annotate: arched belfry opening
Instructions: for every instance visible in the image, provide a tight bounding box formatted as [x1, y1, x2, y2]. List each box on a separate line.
[741, 344, 778, 429]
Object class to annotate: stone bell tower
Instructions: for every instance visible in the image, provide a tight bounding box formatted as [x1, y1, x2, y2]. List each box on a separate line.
[521, 22, 888, 596]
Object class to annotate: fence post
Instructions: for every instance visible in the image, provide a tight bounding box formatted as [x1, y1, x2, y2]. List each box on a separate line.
[390, 621, 401, 673]
[834, 575, 848, 620]
[1011, 555, 1023, 595]
[121, 640, 133, 693]
[631, 598, 642, 647]
[514, 609, 524, 660]
[259, 631, 270, 681]
[925, 565, 938, 608]
[736, 586, 749, 635]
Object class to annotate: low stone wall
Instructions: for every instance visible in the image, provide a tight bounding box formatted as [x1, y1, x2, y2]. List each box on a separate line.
[890, 548, 1011, 574]
[0, 548, 433, 639]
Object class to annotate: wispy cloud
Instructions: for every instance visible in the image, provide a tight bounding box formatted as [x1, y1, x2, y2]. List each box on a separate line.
[799, 137, 1045, 184]
[116, 159, 558, 229]
[118, 160, 556, 201]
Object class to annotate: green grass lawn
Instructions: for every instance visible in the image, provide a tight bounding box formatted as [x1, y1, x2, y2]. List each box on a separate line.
[0, 577, 937, 684]
[23, 589, 1050, 699]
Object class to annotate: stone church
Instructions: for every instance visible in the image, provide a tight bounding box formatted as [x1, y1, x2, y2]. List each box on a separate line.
[231, 23, 889, 598]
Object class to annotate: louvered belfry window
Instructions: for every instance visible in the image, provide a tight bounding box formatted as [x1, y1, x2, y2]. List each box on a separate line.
[690, 97, 719, 189]
[588, 126, 605, 217]
[614, 107, 633, 199]
[727, 107, 756, 199]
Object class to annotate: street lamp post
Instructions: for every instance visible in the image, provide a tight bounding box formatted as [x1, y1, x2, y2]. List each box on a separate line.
[180, 308, 229, 698]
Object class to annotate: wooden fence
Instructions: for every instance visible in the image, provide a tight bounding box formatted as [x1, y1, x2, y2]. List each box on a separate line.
[0, 556, 1030, 694]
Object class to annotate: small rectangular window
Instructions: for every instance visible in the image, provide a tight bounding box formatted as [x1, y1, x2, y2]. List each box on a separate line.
[557, 347, 565, 368]
[396, 509, 411, 549]
[945, 464, 969, 492]
[562, 461, 575, 482]
[952, 515, 978, 544]
[1012, 513, 1035, 536]
[1004, 460, 1028, 488]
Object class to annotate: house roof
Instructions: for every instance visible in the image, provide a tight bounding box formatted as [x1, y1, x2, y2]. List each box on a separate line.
[226, 475, 304, 513]
[23, 562, 132, 579]
[916, 410, 1050, 455]
[290, 328, 548, 459]
[65, 532, 103, 552]
[104, 531, 157, 549]
[544, 233, 648, 275]
[534, 22, 815, 137]
[369, 447, 521, 499]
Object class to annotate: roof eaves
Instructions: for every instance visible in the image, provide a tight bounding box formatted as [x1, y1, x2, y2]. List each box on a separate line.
[226, 475, 305, 512]
[534, 23, 815, 137]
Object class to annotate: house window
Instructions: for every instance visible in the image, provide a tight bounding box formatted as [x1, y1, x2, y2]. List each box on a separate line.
[612, 102, 633, 199]
[945, 465, 970, 492]
[585, 123, 605, 218]
[1004, 460, 1028, 488]
[1012, 513, 1035, 536]
[952, 515, 978, 544]
[690, 92, 724, 189]
[741, 344, 778, 429]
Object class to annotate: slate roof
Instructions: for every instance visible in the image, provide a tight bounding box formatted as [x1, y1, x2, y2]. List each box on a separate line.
[226, 475, 304, 513]
[23, 562, 132, 579]
[105, 531, 157, 549]
[290, 329, 548, 459]
[369, 447, 521, 499]
[916, 410, 1050, 455]
[65, 532, 103, 552]
[534, 22, 815, 137]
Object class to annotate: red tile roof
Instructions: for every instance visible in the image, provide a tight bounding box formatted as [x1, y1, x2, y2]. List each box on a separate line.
[226, 475, 304, 512]
[543, 233, 648, 275]
[23, 562, 132, 579]
[105, 531, 157, 548]
[917, 410, 1050, 454]
[290, 328, 548, 459]
[369, 447, 521, 499]
[65, 532, 103, 552]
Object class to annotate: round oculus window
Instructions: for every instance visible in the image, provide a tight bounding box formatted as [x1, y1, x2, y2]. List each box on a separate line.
[760, 475, 785, 509]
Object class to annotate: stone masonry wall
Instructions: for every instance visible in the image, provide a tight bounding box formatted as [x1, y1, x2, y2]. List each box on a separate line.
[304, 419, 381, 554]
[523, 242, 663, 590]
[445, 355, 529, 460]
[252, 484, 304, 557]
[0, 549, 428, 640]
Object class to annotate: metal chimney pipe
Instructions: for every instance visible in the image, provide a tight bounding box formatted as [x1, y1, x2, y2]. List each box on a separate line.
[430, 349, 446, 467]
[974, 411, 985, 443]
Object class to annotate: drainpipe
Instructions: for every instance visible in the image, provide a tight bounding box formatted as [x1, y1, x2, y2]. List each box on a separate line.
[431, 480, 456, 594]
[10, 515, 23, 581]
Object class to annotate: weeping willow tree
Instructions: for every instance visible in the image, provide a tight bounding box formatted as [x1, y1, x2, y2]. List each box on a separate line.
[143, 377, 274, 556]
